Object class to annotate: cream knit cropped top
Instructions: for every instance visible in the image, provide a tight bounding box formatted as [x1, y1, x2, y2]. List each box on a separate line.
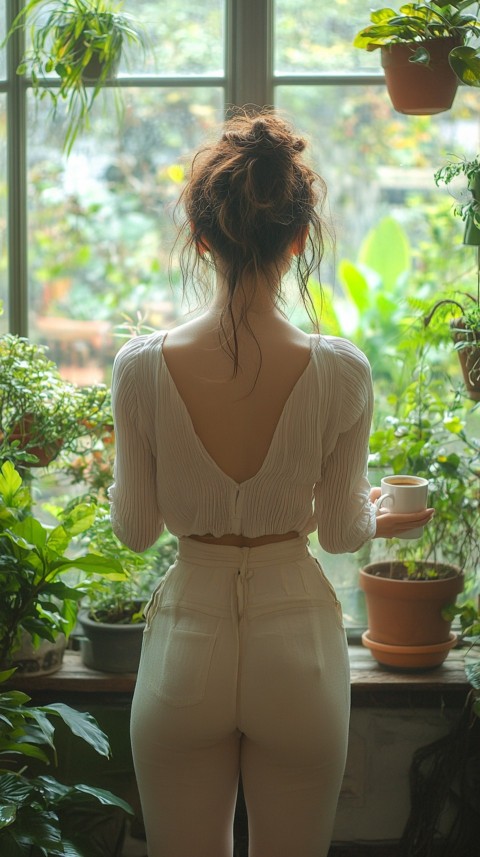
[109, 330, 377, 553]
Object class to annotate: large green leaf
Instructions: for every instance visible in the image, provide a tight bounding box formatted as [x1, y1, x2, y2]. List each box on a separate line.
[61, 503, 97, 537]
[40, 705, 110, 757]
[0, 741, 49, 764]
[13, 806, 63, 853]
[54, 554, 124, 578]
[27, 709, 56, 748]
[0, 463, 22, 506]
[338, 261, 370, 312]
[0, 803, 16, 829]
[0, 691, 31, 708]
[0, 774, 33, 805]
[74, 784, 133, 813]
[359, 217, 410, 291]
[12, 518, 47, 550]
[35, 776, 71, 803]
[449, 45, 480, 87]
[45, 525, 69, 556]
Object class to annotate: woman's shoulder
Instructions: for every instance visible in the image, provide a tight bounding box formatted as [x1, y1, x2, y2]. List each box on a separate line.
[315, 334, 371, 374]
[113, 330, 167, 367]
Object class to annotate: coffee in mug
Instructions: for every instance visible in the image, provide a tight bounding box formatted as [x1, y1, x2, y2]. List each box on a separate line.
[375, 475, 429, 539]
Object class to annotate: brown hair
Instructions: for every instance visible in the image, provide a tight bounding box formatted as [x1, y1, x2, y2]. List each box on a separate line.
[175, 109, 330, 373]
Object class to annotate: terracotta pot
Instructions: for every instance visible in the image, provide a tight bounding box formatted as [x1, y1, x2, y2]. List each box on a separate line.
[360, 561, 463, 649]
[450, 319, 480, 401]
[381, 37, 460, 115]
[8, 414, 63, 467]
[362, 630, 458, 670]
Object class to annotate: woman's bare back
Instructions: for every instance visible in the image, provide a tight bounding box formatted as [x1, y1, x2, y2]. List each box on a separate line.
[162, 312, 312, 487]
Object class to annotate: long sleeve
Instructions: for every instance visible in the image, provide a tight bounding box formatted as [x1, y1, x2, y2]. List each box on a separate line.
[314, 338, 377, 553]
[108, 336, 165, 552]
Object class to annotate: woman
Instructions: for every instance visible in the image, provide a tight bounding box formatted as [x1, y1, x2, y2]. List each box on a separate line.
[109, 111, 433, 857]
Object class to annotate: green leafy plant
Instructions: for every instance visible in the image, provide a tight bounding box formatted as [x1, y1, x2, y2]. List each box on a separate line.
[0, 333, 111, 468]
[368, 330, 480, 579]
[443, 599, 480, 715]
[74, 502, 177, 624]
[353, 1, 480, 86]
[0, 461, 124, 667]
[0, 668, 132, 855]
[434, 153, 480, 237]
[7, 0, 148, 154]
[425, 155, 480, 393]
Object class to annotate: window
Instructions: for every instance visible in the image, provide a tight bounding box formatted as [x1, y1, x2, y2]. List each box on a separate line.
[2, 1, 479, 628]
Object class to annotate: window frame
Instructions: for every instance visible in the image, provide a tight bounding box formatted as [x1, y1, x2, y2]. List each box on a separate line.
[4, 0, 388, 337]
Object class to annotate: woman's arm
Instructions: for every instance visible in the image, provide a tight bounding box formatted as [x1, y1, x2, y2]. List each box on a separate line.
[108, 337, 165, 552]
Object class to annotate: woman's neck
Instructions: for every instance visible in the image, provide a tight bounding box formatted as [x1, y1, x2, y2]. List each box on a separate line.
[210, 269, 284, 318]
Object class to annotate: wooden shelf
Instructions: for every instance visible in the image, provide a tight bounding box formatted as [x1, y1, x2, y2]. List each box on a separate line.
[11, 646, 471, 708]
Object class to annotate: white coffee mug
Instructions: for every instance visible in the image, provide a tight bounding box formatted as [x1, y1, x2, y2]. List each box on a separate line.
[375, 475, 429, 540]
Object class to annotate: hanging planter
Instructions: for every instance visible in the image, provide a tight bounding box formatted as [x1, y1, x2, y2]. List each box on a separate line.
[380, 36, 460, 115]
[5, 0, 148, 154]
[424, 155, 480, 399]
[353, 4, 480, 116]
[450, 317, 480, 400]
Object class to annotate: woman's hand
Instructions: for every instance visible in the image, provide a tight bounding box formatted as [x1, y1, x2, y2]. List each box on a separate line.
[369, 487, 435, 540]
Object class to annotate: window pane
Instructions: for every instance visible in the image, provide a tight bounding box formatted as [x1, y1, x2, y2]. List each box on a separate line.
[121, 0, 225, 75]
[276, 85, 480, 264]
[28, 86, 224, 384]
[274, 0, 381, 73]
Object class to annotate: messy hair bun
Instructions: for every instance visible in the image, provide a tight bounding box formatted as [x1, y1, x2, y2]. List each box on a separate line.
[176, 109, 330, 371]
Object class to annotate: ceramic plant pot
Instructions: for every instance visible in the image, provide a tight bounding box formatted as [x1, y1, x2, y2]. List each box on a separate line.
[381, 37, 460, 115]
[360, 561, 463, 670]
[4, 631, 67, 676]
[78, 609, 145, 674]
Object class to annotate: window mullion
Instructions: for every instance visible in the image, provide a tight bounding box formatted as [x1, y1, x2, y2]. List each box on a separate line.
[226, 0, 273, 110]
[7, 0, 28, 336]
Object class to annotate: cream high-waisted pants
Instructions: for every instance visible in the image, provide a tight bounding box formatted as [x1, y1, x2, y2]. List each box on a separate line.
[130, 536, 350, 857]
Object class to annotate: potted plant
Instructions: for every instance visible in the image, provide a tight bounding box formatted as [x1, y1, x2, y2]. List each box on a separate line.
[424, 154, 480, 399]
[362, 335, 479, 670]
[0, 461, 124, 675]
[7, 0, 148, 154]
[75, 503, 177, 673]
[0, 668, 132, 856]
[353, 2, 480, 115]
[0, 333, 111, 468]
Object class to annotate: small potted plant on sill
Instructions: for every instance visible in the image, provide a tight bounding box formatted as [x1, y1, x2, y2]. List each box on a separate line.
[0, 669, 132, 856]
[0, 461, 123, 675]
[6, 0, 148, 154]
[74, 503, 177, 673]
[361, 335, 479, 670]
[424, 154, 480, 400]
[353, 1, 480, 115]
[0, 332, 111, 468]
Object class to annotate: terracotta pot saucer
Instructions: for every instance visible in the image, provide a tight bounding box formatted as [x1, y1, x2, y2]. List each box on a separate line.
[362, 630, 458, 671]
